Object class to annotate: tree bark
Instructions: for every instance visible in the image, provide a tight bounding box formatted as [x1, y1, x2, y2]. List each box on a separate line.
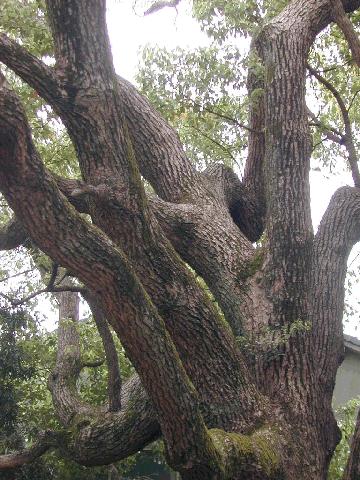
[1, 0, 360, 478]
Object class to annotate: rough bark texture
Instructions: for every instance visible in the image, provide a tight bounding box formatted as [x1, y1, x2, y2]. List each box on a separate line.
[1, 1, 360, 479]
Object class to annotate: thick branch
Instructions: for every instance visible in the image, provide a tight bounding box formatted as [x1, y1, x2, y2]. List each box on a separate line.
[49, 286, 91, 425]
[243, 40, 266, 229]
[0, 33, 67, 112]
[20, 10, 257, 430]
[118, 76, 198, 202]
[0, 78, 232, 475]
[45, 0, 114, 90]
[19, 105, 259, 438]
[311, 187, 360, 383]
[0, 31, 200, 203]
[52, 173, 90, 213]
[49, 287, 161, 465]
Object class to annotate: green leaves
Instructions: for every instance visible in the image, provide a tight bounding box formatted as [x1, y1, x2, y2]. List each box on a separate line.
[0, 0, 52, 57]
[328, 398, 360, 480]
[137, 43, 249, 169]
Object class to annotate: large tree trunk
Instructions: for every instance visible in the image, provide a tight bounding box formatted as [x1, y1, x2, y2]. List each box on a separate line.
[1, 1, 360, 479]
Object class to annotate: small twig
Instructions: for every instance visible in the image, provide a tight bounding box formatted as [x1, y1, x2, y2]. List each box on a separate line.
[348, 89, 360, 112]
[349, 250, 360, 268]
[47, 263, 59, 290]
[0, 268, 33, 283]
[144, 0, 181, 16]
[188, 124, 237, 163]
[0, 284, 85, 307]
[190, 100, 257, 133]
[307, 107, 345, 144]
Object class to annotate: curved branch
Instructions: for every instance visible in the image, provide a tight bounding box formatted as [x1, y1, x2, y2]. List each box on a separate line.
[48, 280, 160, 465]
[0, 30, 199, 203]
[308, 64, 360, 187]
[52, 173, 90, 213]
[118, 76, 198, 202]
[150, 194, 272, 341]
[332, 0, 360, 66]
[1, 74, 261, 446]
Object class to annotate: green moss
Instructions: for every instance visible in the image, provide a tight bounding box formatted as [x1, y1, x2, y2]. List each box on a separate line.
[252, 427, 281, 476]
[265, 62, 276, 84]
[238, 247, 265, 282]
[209, 426, 281, 479]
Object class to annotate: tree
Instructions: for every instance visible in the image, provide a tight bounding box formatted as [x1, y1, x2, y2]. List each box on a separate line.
[1, 0, 360, 478]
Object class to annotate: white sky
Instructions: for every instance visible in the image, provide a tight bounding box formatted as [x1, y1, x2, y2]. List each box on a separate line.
[2, 1, 359, 335]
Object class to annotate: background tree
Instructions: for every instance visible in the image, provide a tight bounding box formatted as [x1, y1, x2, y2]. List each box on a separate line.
[1, 1, 360, 479]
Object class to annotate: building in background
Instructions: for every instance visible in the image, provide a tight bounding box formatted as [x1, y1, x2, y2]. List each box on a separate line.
[333, 334, 360, 408]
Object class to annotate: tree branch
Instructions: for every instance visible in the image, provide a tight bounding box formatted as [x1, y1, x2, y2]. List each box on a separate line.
[190, 100, 255, 133]
[188, 124, 237, 163]
[48, 284, 161, 466]
[83, 290, 123, 412]
[308, 64, 360, 187]
[0, 33, 67, 113]
[144, 0, 181, 15]
[150, 192, 271, 341]
[331, 0, 360, 66]
[307, 108, 345, 145]
[242, 39, 267, 232]
[204, 163, 265, 242]
[118, 76, 198, 202]
[0, 76, 235, 475]
[1, 79, 258, 439]
[0, 29, 200, 204]
[312, 187, 360, 387]
[0, 283, 85, 308]
[0, 431, 59, 470]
